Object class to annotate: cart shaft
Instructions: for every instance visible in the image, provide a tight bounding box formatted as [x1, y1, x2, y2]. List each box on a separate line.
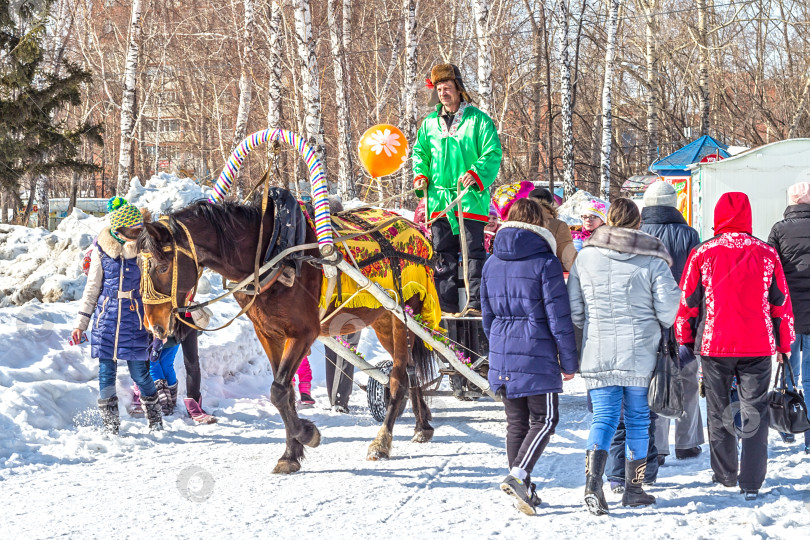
[335, 260, 494, 398]
[317, 336, 390, 385]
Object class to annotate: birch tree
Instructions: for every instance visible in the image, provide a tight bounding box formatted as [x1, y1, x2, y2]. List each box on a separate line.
[116, 0, 144, 195]
[401, 0, 419, 197]
[342, 0, 353, 114]
[522, 0, 542, 179]
[293, 0, 327, 175]
[328, 0, 356, 199]
[696, 0, 710, 136]
[639, 0, 659, 164]
[600, 0, 620, 200]
[233, 0, 256, 149]
[789, 77, 810, 138]
[266, 0, 283, 130]
[472, 0, 493, 115]
[554, 0, 576, 199]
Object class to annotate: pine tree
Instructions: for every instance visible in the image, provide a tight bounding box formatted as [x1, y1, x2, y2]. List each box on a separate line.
[0, 1, 101, 226]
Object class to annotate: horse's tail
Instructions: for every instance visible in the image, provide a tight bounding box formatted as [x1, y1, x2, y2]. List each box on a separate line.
[410, 332, 437, 388]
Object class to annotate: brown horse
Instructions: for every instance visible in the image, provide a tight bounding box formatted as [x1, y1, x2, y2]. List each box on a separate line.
[118, 198, 436, 473]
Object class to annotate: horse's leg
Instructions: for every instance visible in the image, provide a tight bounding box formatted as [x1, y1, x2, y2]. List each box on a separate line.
[409, 383, 434, 443]
[271, 336, 322, 473]
[367, 313, 407, 460]
[255, 330, 319, 474]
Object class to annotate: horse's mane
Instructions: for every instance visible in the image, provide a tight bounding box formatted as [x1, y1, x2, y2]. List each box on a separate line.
[138, 199, 264, 263]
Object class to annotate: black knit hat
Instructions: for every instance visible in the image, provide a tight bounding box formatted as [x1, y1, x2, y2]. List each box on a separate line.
[528, 187, 554, 204]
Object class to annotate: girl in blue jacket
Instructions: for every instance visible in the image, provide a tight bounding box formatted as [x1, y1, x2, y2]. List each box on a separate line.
[481, 198, 579, 515]
[72, 198, 162, 434]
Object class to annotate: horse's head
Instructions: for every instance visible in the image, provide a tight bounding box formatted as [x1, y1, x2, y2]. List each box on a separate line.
[117, 221, 200, 340]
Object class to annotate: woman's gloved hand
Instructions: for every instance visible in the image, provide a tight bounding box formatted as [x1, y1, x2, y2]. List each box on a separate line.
[147, 337, 165, 363]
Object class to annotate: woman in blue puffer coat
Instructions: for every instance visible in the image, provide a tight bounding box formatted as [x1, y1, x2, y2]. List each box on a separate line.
[71, 198, 162, 434]
[481, 198, 579, 515]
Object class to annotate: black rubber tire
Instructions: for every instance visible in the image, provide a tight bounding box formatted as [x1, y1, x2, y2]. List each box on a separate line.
[367, 360, 408, 423]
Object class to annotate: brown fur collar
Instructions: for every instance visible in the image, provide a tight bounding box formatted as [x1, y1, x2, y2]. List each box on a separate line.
[97, 227, 138, 259]
[584, 226, 673, 266]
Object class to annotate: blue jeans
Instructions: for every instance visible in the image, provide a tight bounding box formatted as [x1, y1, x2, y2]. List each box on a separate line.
[790, 334, 810, 444]
[99, 359, 157, 400]
[606, 413, 659, 483]
[587, 386, 650, 460]
[149, 344, 179, 386]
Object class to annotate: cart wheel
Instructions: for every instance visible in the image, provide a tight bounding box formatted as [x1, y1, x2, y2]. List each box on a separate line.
[367, 360, 408, 423]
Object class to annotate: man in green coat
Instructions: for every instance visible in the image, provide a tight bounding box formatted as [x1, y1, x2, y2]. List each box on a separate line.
[413, 63, 502, 315]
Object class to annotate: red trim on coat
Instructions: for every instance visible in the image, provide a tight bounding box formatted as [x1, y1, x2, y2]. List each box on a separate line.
[429, 210, 489, 223]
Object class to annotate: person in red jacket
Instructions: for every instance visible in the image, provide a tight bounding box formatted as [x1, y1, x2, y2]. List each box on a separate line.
[675, 192, 795, 500]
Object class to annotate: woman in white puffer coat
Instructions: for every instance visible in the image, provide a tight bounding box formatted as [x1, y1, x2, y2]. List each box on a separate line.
[567, 198, 681, 515]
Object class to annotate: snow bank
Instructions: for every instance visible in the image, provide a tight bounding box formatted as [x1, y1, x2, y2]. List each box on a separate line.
[125, 173, 210, 218]
[0, 174, 210, 307]
[0, 210, 102, 307]
[0, 285, 286, 468]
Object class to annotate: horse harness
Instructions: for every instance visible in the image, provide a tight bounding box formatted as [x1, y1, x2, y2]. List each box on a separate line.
[138, 196, 436, 332]
[139, 217, 202, 308]
[331, 212, 435, 312]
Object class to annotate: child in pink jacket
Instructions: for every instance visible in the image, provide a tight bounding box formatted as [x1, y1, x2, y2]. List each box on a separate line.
[296, 353, 315, 407]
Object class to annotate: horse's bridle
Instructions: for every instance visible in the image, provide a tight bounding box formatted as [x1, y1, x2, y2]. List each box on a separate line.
[139, 217, 202, 317]
[138, 213, 275, 333]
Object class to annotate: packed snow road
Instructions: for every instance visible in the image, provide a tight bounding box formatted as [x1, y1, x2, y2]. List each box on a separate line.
[2, 380, 808, 539]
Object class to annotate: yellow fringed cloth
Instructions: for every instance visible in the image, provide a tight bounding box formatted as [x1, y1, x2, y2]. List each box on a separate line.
[319, 208, 442, 331]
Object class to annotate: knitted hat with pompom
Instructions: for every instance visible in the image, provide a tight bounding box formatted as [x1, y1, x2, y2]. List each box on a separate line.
[106, 196, 128, 213]
[108, 202, 143, 230]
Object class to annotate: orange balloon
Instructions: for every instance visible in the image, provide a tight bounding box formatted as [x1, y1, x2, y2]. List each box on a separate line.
[357, 124, 409, 178]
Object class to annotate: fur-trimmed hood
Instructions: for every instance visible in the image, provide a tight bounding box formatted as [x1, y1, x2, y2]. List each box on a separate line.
[96, 227, 139, 259]
[584, 225, 673, 266]
[496, 221, 558, 257]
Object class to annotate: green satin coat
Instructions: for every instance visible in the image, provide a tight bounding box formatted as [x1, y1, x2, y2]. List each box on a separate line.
[412, 103, 502, 234]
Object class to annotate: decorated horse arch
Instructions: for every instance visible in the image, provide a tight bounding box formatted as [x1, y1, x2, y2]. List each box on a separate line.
[118, 128, 491, 473]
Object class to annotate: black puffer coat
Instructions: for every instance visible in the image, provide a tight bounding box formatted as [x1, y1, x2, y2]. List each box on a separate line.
[768, 204, 810, 334]
[641, 205, 700, 284]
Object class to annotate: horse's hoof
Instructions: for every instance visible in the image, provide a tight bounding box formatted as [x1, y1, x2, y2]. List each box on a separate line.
[272, 460, 301, 474]
[303, 426, 321, 448]
[367, 448, 390, 461]
[411, 429, 434, 443]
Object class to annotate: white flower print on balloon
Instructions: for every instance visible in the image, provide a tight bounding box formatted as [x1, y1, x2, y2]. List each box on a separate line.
[365, 128, 402, 157]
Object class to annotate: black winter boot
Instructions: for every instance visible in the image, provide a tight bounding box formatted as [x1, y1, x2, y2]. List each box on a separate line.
[622, 458, 656, 507]
[97, 396, 120, 435]
[168, 383, 179, 412]
[141, 393, 164, 431]
[584, 449, 609, 515]
[154, 379, 173, 415]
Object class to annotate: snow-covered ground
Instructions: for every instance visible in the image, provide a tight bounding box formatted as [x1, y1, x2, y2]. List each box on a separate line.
[2, 291, 809, 538]
[1, 176, 809, 538]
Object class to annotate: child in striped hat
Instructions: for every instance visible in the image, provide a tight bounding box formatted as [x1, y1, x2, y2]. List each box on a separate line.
[72, 197, 161, 434]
